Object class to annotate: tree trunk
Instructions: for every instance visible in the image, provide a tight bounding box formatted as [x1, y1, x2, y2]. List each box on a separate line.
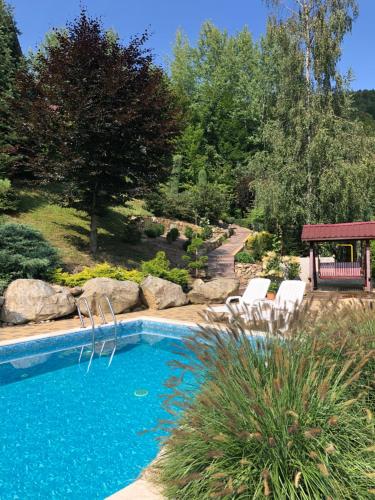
[90, 212, 98, 256]
[303, 0, 314, 224]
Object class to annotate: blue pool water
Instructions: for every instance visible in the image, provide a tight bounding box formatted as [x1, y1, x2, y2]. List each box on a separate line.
[0, 326, 196, 499]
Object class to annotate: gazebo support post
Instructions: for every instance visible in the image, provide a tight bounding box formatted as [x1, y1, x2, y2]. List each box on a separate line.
[365, 239, 372, 292]
[309, 242, 318, 290]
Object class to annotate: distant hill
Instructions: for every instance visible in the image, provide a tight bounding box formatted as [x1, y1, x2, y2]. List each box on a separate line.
[352, 89, 375, 132]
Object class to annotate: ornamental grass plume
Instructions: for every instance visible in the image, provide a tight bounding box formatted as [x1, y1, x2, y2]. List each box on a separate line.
[154, 301, 375, 499]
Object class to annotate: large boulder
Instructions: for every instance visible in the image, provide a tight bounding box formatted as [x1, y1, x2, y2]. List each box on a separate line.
[188, 278, 240, 304]
[141, 276, 188, 310]
[1, 279, 76, 324]
[80, 278, 139, 316]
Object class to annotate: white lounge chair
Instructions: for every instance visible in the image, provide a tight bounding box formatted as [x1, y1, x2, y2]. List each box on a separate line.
[242, 280, 306, 332]
[208, 278, 271, 317]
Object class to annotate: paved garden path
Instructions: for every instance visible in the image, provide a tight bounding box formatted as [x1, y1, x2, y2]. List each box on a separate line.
[207, 225, 252, 279]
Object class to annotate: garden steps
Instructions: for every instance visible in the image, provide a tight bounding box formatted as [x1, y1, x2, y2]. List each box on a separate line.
[207, 225, 251, 279]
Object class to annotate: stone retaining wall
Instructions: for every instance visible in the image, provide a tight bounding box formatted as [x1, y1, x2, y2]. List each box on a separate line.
[235, 262, 263, 290]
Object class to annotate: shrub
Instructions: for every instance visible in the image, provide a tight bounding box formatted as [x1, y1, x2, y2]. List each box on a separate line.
[144, 222, 165, 238]
[0, 178, 18, 213]
[282, 255, 301, 280]
[182, 237, 208, 278]
[53, 262, 145, 287]
[259, 250, 284, 280]
[53, 252, 189, 288]
[248, 207, 266, 231]
[235, 251, 255, 264]
[184, 226, 195, 240]
[246, 231, 274, 261]
[122, 219, 142, 244]
[200, 225, 213, 241]
[155, 309, 374, 499]
[141, 251, 189, 287]
[0, 223, 60, 293]
[166, 227, 180, 243]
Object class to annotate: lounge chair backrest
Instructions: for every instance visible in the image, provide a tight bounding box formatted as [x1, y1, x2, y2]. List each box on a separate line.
[242, 278, 271, 305]
[274, 280, 306, 311]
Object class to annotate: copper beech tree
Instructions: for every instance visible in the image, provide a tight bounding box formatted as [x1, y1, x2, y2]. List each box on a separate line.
[12, 11, 181, 254]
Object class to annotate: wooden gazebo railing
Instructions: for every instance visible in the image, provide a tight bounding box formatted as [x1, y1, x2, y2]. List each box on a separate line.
[318, 262, 363, 279]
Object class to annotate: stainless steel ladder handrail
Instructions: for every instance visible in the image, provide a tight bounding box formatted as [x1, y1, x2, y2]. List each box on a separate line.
[76, 295, 118, 371]
[97, 296, 118, 367]
[76, 297, 96, 373]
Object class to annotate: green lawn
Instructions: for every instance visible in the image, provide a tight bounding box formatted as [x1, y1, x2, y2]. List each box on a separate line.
[4, 189, 184, 271]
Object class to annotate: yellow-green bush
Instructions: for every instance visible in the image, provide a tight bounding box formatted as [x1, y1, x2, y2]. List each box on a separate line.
[53, 263, 145, 287]
[140, 251, 189, 287]
[246, 231, 273, 261]
[52, 252, 189, 288]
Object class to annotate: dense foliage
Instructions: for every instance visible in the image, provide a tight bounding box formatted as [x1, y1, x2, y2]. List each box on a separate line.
[9, 10, 181, 254]
[0, 0, 22, 180]
[0, 223, 60, 292]
[160, 0, 375, 250]
[156, 304, 375, 498]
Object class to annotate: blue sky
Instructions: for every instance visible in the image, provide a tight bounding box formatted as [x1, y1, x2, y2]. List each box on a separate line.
[9, 0, 374, 90]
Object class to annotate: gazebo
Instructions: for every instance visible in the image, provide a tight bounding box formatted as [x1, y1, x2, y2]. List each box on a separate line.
[301, 221, 375, 292]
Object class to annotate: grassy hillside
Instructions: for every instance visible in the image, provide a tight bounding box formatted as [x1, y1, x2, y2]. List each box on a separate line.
[4, 189, 186, 271]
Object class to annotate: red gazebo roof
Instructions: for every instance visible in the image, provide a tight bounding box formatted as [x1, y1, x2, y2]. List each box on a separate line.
[301, 221, 375, 242]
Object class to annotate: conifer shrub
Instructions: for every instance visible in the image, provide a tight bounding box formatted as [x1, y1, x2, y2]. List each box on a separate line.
[0, 179, 18, 213]
[184, 226, 195, 240]
[155, 305, 375, 499]
[200, 225, 213, 241]
[122, 219, 142, 244]
[235, 251, 256, 264]
[53, 263, 144, 287]
[144, 222, 165, 238]
[0, 223, 60, 293]
[166, 227, 180, 243]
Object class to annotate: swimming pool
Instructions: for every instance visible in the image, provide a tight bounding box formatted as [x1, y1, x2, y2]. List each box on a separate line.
[0, 319, 197, 499]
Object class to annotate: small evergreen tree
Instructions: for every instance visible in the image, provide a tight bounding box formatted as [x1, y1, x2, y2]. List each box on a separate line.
[183, 237, 208, 278]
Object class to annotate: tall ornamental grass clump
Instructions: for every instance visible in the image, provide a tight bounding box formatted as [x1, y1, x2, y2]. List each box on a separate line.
[155, 304, 375, 499]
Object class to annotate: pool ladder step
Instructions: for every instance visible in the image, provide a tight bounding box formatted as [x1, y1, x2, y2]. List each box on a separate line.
[76, 296, 118, 372]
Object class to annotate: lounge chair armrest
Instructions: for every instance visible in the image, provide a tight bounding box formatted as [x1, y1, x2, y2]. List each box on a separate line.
[225, 296, 242, 306]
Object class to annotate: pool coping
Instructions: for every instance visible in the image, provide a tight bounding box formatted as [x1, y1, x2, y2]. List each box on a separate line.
[0, 315, 201, 348]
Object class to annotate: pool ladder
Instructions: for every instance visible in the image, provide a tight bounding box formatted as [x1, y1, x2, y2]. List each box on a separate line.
[76, 296, 118, 372]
